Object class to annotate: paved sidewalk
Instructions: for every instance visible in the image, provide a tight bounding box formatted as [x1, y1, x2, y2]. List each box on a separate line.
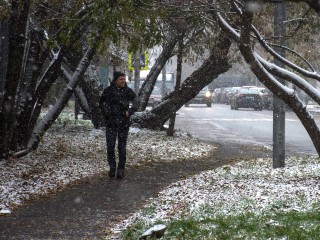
[0, 142, 272, 240]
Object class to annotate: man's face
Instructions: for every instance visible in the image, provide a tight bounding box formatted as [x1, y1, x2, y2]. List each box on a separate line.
[115, 76, 126, 88]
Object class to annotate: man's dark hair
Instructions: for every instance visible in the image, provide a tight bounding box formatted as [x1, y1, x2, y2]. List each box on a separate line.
[113, 71, 125, 82]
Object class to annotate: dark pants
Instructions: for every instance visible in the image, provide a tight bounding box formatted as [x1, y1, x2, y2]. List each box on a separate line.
[106, 127, 129, 170]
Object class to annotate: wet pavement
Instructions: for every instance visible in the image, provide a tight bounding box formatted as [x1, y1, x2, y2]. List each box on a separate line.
[0, 142, 273, 239]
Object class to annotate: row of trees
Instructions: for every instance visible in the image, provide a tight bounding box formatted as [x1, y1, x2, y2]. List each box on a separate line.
[1, 0, 320, 161]
[134, 0, 320, 156]
[0, 0, 163, 160]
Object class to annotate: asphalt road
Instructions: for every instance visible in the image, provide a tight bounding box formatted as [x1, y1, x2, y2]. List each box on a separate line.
[175, 103, 320, 155]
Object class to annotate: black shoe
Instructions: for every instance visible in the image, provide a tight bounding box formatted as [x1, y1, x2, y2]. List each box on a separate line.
[108, 168, 116, 178]
[117, 169, 124, 179]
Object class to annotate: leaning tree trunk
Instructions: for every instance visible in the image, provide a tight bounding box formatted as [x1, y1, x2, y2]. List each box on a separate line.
[22, 44, 98, 155]
[138, 32, 180, 111]
[61, 65, 91, 115]
[13, 4, 93, 153]
[133, 33, 232, 129]
[63, 53, 105, 128]
[238, 10, 320, 156]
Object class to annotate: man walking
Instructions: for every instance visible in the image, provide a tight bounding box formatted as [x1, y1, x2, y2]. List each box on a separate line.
[99, 71, 139, 179]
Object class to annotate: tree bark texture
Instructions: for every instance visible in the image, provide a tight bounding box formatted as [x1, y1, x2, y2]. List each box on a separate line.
[167, 34, 184, 136]
[14, 53, 64, 150]
[0, 22, 9, 107]
[12, 29, 48, 150]
[0, 1, 31, 160]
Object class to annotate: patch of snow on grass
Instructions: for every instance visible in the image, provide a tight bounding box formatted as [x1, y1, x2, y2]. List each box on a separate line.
[109, 155, 320, 238]
[0, 125, 215, 212]
[128, 129, 213, 164]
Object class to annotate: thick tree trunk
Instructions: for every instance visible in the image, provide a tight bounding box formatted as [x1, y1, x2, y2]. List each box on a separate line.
[14, 52, 63, 150]
[0, 1, 30, 160]
[16, 4, 48, 111]
[138, 33, 180, 111]
[12, 28, 47, 150]
[167, 34, 184, 136]
[79, 65, 105, 128]
[133, 33, 231, 129]
[0, 22, 9, 108]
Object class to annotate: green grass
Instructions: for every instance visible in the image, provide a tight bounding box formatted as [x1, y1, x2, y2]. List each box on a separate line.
[54, 112, 93, 127]
[122, 206, 320, 240]
[140, 204, 157, 216]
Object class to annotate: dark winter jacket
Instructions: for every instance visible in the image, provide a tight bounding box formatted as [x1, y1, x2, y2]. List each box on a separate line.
[99, 84, 139, 129]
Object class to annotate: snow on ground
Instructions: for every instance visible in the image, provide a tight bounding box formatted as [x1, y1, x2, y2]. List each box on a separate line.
[1, 121, 319, 239]
[0, 125, 216, 213]
[108, 155, 320, 239]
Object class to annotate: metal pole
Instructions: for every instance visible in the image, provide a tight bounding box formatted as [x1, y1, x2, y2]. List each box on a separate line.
[134, 50, 141, 95]
[161, 65, 167, 98]
[273, 0, 286, 168]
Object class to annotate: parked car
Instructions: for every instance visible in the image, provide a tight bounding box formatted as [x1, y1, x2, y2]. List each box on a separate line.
[212, 88, 222, 103]
[249, 86, 274, 110]
[185, 86, 213, 107]
[220, 87, 233, 104]
[225, 86, 241, 104]
[230, 87, 263, 110]
[259, 88, 273, 109]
